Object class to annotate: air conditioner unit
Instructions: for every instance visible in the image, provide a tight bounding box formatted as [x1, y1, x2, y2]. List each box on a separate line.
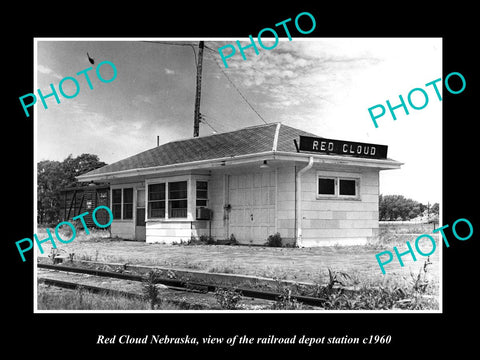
[196, 207, 211, 220]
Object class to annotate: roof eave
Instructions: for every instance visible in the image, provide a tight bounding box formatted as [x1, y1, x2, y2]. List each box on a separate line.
[77, 151, 402, 182]
[273, 151, 403, 169]
[76, 151, 276, 182]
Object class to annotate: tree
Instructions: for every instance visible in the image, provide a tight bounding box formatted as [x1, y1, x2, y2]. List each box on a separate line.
[37, 160, 63, 224]
[379, 194, 426, 221]
[61, 154, 107, 188]
[37, 154, 107, 224]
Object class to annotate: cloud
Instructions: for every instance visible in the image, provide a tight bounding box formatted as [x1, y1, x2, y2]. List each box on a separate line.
[37, 64, 63, 80]
[38, 98, 153, 164]
[213, 40, 383, 116]
[164, 68, 175, 75]
[132, 94, 154, 107]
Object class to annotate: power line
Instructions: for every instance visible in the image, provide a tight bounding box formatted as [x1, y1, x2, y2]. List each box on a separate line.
[205, 52, 268, 125]
[201, 113, 231, 133]
[141, 41, 198, 67]
[199, 114, 218, 133]
[203, 44, 218, 54]
[141, 41, 269, 130]
[142, 41, 198, 47]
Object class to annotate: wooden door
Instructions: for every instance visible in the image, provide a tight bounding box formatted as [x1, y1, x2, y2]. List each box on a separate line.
[228, 171, 276, 244]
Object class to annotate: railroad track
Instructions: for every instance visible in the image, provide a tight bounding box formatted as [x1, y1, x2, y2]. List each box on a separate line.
[37, 271, 212, 310]
[37, 263, 327, 308]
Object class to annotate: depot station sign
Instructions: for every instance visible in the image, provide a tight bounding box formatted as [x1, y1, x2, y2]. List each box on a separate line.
[297, 136, 388, 159]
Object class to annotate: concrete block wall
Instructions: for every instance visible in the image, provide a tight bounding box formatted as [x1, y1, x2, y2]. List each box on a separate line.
[135, 165, 380, 246]
[111, 221, 135, 240]
[299, 167, 380, 246]
[276, 166, 296, 242]
[208, 172, 227, 240]
[146, 221, 192, 244]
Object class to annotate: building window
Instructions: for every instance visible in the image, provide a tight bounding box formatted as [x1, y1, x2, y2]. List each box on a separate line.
[168, 181, 188, 218]
[339, 179, 356, 196]
[148, 183, 166, 218]
[112, 189, 122, 219]
[196, 181, 208, 208]
[317, 176, 359, 199]
[123, 188, 133, 219]
[112, 187, 134, 220]
[318, 178, 336, 196]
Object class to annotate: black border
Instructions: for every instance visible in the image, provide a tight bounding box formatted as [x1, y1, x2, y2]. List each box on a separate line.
[7, 3, 478, 356]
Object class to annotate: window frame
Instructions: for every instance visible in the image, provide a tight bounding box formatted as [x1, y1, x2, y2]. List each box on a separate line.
[316, 174, 360, 200]
[147, 182, 166, 219]
[338, 178, 357, 197]
[111, 187, 134, 220]
[146, 177, 192, 221]
[195, 180, 209, 209]
[168, 180, 188, 219]
[122, 188, 133, 220]
[317, 177, 337, 198]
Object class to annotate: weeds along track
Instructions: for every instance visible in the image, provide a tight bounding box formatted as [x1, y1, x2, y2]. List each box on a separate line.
[37, 261, 328, 308]
[37, 259, 439, 310]
[37, 269, 214, 310]
[39, 277, 145, 300]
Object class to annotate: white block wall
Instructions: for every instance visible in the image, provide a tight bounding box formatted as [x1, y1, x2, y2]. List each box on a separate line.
[276, 166, 296, 242]
[110, 165, 380, 247]
[146, 221, 192, 244]
[208, 172, 227, 240]
[298, 167, 379, 246]
[111, 221, 135, 240]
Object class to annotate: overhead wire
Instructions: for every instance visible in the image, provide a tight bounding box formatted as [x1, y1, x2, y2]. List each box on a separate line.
[141, 41, 269, 131]
[141, 40, 198, 68]
[204, 50, 268, 125]
[200, 113, 230, 133]
[198, 114, 218, 134]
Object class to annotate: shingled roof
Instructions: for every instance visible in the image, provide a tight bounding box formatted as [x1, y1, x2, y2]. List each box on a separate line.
[81, 123, 318, 178]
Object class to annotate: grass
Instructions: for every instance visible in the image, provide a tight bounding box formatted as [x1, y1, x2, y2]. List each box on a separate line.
[316, 261, 438, 310]
[374, 222, 440, 247]
[36, 227, 440, 284]
[36, 222, 441, 310]
[37, 284, 186, 310]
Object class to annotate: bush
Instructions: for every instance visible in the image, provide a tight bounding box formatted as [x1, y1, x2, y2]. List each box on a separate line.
[183, 234, 216, 245]
[313, 261, 438, 310]
[214, 288, 242, 309]
[319, 285, 437, 310]
[229, 234, 238, 245]
[265, 232, 282, 247]
[271, 287, 305, 310]
[142, 270, 161, 309]
[199, 234, 216, 245]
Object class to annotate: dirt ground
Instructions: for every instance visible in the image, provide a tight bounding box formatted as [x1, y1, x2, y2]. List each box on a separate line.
[34, 227, 441, 288]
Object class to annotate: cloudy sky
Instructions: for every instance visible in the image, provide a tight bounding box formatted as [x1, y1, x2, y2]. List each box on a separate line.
[35, 38, 442, 205]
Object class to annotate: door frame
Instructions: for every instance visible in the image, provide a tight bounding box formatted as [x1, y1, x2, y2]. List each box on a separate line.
[226, 171, 276, 244]
[135, 188, 146, 241]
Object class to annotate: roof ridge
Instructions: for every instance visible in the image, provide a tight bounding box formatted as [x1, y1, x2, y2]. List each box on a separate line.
[272, 123, 281, 152]
[158, 122, 280, 147]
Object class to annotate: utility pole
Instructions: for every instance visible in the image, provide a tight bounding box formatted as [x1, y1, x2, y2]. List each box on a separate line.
[193, 41, 204, 137]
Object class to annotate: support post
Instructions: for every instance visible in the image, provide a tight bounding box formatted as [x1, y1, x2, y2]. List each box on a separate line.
[193, 41, 204, 137]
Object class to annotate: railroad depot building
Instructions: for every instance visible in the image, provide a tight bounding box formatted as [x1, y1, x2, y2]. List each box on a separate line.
[77, 123, 402, 247]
